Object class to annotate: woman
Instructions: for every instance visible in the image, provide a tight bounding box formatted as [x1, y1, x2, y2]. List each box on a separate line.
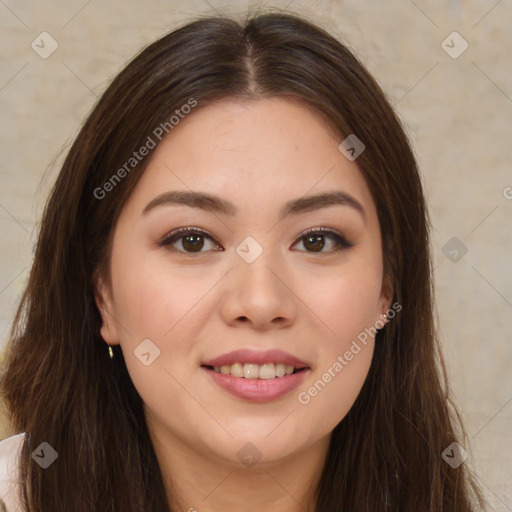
[0, 10, 485, 512]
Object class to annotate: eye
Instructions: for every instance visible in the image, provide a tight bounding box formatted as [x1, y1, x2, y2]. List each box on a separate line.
[292, 227, 354, 253]
[158, 227, 224, 254]
[158, 226, 353, 255]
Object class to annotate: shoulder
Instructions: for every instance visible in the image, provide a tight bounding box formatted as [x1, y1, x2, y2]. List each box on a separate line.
[0, 433, 26, 512]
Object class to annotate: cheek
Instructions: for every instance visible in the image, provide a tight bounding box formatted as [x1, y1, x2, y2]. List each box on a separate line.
[297, 340, 374, 437]
[296, 277, 378, 430]
[299, 260, 383, 342]
[291, 259, 380, 429]
[111, 249, 200, 341]
[110, 251, 219, 392]
[111, 257, 205, 413]
[114, 271, 167, 339]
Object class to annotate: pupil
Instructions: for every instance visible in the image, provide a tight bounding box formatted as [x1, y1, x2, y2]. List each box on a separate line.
[183, 234, 203, 252]
[305, 235, 324, 252]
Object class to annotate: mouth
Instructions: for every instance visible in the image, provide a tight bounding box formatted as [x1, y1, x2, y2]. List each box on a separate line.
[201, 348, 310, 374]
[200, 349, 311, 402]
[200, 363, 311, 403]
[201, 363, 308, 379]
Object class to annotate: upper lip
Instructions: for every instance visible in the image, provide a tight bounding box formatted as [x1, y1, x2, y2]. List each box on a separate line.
[202, 349, 310, 369]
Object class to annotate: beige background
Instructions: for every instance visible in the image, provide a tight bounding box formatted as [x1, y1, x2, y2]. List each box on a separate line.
[0, 0, 511, 509]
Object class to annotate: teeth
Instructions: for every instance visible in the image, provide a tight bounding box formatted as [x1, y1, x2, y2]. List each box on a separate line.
[258, 363, 275, 380]
[275, 364, 286, 378]
[211, 363, 298, 379]
[244, 363, 259, 379]
[230, 362, 243, 378]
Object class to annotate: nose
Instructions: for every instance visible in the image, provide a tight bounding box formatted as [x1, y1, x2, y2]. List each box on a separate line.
[219, 250, 297, 330]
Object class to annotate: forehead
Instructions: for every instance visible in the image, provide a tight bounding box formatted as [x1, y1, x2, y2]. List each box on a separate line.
[122, 97, 377, 223]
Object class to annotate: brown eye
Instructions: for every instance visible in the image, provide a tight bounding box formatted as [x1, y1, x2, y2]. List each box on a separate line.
[180, 233, 205, 252]
[159, 228, 223, 254]
[158, 226, 352, 255]
[293, 228, 353, 253]
[303, 234, 326, 252]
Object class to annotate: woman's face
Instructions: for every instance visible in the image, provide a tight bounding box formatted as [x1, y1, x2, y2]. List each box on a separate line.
[96, 97, 392, 468]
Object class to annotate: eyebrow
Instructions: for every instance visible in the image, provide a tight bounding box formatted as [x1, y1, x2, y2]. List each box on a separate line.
[142, 190, 366, 221]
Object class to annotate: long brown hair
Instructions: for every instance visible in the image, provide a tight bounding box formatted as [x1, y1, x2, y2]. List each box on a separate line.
[0, 10, 485, 511]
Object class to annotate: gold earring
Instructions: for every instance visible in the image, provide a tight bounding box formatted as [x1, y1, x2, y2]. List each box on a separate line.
[108, 346, 114, 359]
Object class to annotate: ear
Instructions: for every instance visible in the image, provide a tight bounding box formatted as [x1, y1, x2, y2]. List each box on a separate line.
[93, 270, 120, 346]
[378, 273, 394, 320]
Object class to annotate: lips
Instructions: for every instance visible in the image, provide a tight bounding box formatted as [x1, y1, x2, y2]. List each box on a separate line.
[201, 348, 310, 369]
[203, 366, 310, 402]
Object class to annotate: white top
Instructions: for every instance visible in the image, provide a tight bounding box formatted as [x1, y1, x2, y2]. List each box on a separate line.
[0, 433, 26, 512]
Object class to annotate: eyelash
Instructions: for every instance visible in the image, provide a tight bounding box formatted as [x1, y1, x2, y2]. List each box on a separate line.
[157, 226, 354, 254]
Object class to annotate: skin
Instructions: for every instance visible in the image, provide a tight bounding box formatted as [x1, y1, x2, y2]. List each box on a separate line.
[95, 97, 393, 512]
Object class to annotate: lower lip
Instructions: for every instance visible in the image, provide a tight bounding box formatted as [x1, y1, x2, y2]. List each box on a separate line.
[201, 367, 310, 403]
